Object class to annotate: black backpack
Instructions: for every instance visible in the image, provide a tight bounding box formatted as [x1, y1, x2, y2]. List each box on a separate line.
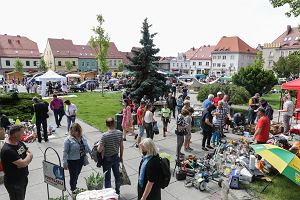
[159, 157, 171, 189]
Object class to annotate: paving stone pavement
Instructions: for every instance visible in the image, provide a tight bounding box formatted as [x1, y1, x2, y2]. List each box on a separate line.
[0, 92, 254, 200]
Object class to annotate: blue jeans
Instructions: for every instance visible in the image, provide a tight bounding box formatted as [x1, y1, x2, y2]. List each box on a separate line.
[103, 154, 120, 195]
[67, 116, 76, 132]
[212, 130, 220, 145]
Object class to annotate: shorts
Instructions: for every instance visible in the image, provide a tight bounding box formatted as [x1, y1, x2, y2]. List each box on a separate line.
[138, 125, 145, 137]
[185, 131, 191, 140]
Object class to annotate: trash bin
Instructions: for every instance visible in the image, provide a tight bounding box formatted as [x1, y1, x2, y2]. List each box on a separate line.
[115, 113, 123, 131]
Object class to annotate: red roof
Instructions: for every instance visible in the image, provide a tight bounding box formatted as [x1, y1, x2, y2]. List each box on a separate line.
[213, 36, 257, 54]
[74, 45, 96, 59]
[272, 26, 300, 49]
[186, 45, 216, 60]
[282, 78, 300, 90]
[48, 38, 78, 58]
[107, 42, 124, 59]
[0, 34, 40, 58]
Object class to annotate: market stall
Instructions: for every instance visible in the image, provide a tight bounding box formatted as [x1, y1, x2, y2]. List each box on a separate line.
[35, 70, 67, 97]
[6, 71, 23, 82]
[80, 71, 97, 81]
[282, 79, 300, 120]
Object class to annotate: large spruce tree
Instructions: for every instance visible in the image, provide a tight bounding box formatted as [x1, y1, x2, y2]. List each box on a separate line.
[126, 18, 169, 102]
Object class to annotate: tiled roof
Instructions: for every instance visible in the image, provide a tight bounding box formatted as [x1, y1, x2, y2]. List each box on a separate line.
[74, 45, 96, 59]
[187, 45, 216, 60]
[107, 42, 124, 59]
[0, 34, 40, 58]
[48, 38, 78, 58]
[213, 36, 257, 54]
[272, 26, 300, 49]
[120, 51, 132, 65]
[185, 47, 198, 60]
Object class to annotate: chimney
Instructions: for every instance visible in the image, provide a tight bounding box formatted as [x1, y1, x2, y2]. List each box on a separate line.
[192, 47, 195, 51]
[4, 34, 7, 35]
[17, 35, 20, 37]
[287, 25, 292, 35]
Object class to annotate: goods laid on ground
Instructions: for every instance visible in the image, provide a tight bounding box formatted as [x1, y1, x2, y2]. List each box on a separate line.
[76, 188, 118, 200]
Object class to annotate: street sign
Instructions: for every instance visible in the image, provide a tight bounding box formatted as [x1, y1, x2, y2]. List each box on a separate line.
[43, 160, 66, 191]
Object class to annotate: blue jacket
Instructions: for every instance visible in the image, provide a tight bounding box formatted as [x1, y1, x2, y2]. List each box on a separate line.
[63, 135, 92, 167]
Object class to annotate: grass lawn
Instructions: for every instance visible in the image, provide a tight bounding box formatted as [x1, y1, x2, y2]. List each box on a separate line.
[248, 175, 300, 200]
[261, 93, 281, 109]
[51, 92, 122, 131]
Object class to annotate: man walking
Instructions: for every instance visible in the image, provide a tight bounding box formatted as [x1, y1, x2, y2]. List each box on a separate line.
[97, 118, 124, 195]
[136, 101, 146, 148]
[33, 97, 49, 143]
[64, 100, 78, 135]
[1, 125, 33, 200]
[50, 94, 64, 128]
[167, 93, 176, 118]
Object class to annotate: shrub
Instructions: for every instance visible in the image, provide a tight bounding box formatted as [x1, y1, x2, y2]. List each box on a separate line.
[197, 83, 250, 105]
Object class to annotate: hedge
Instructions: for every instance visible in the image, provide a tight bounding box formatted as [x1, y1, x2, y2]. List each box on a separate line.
[0, 92, 41, 121]
[197, 83, 250, 105]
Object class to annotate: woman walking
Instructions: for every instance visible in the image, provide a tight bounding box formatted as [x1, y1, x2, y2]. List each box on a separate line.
[122, 99, 134, 141]
[176, 109, 189, 157]
[64, 100, 78, 135]
[63, 123, 91, 193]
[138, 138, 161, 200]
[144, 104, 154, 139]
[161, 103, 171, 137]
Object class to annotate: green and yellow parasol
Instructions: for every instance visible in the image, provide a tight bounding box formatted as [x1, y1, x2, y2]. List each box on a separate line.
[251, 144, 300, 186]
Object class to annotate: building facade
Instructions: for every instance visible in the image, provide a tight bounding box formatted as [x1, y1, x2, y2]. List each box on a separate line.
[106, 42, 124, 71]
[0, 34, 40, 75]
[211, 36, 257, 77]
[188, 45, 215, 75]
[262, 25, 300, 69]
[44, 38, 78, 72]
[170, 53, 190, 74]
[75, 45, 97, 72]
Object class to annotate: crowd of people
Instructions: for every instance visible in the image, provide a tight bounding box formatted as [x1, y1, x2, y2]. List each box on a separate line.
[1, 84, 300, 200]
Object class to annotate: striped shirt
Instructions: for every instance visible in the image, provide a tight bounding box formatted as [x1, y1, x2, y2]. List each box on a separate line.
[100, 129, 122, 157]
[212, 107, 227, 128]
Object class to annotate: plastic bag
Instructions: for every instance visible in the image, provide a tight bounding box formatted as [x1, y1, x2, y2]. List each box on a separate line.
[31, 113, 36, 124]
[153, 121, 159, 135]
[120, 163, 131, 186]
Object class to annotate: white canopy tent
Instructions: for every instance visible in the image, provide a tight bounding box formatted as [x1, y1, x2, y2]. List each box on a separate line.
[36, 70, 67, 96]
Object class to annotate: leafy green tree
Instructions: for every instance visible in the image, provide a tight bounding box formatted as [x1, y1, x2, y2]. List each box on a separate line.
[65, 60, 73, 71]
[273, 56, 290, 78]
[38, 58, 47, 72]
[14, 58, 24, 73]
[125, 18, 169, 102]
[89, 14, 110, 96]
[232, 52, 277, 96]
[118, 62, 124, 72]
[270, 0, 300, 17]
[273, 51, 300, 78]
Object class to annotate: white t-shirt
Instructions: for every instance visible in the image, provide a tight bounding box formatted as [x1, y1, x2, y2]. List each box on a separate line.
[144, 110, 152, 123]
[66, 104, 78, 116]
[283, 100, 294, 117]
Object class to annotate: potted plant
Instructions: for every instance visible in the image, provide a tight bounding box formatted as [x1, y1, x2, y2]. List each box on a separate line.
[84, 172, 105, 190]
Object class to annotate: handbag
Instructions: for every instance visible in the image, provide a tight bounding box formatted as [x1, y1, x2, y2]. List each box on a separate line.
[120, 163, 131, 185]
[31, 113, 36, 124]
[91, 141, 104, 168]
[153, 121, 159, 135]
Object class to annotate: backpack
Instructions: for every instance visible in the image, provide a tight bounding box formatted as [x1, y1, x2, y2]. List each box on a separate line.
[159, 155, 171, 189]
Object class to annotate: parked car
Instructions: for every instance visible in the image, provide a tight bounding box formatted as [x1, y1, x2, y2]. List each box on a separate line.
[74, 80, 99, 92]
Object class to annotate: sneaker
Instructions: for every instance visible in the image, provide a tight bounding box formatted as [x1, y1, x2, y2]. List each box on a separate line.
[135, 144, 139, 148]
[123, 138, 127, 141]
[202, 147, 208, 151]
[134, 134, 138, 140]
[206, 145, 214, 149]
[188, 147, 194, 151]
[65, 132, 69, 136]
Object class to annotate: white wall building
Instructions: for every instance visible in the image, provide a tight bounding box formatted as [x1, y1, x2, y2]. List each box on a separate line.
[211, 36, 257, 77]
[170, 53, 190, 74]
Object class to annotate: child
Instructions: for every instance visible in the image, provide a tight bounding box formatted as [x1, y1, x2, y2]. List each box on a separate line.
[212, 115, 221, 146]
[184, 107, 194, 151]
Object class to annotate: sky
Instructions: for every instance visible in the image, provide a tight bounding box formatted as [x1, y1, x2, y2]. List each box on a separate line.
[0, 0, 299, 56]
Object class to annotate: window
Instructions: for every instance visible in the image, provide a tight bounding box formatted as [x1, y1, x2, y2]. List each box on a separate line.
[230, 55, 234, 59]
[92, 62, 95, 66]
[288, 37, 292, 41]
[268, 60, 272, 67]
[86, 62, 89, 66]
[58, 61, 61, 66]
[269, 52, 274, 57]
[177, 63, 179, 67]
[193, 62, 196, 66]
[199, 62, 202, 66]
[217, 63, 221, 67]
[6, 60, 10, 66]
[213, 63, 216, 67]
[114, 60, 117, 66]
[206, 62, 209, 66]
[33, 61, 37, 66]
[295, 36, 299, 41]
[284, 37, 288, 41]
[181, 63, 183, 67]
[72, 61, 76, 66]
[82, 62, 84, 66]
[217, 56, 221, 59]
[213, 56, 216, 59]
[222, 63, 226, 68]
[173, 63, 175, 67]
[281, 51, 284, 57]
[26, 61, 30, 66]
[185, 63, 188, 67]
[223, 56, 226, 60]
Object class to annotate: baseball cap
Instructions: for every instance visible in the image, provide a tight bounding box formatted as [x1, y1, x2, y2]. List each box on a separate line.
[217, 91, 222, 95]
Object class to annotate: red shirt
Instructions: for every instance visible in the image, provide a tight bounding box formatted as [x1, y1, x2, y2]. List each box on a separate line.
[213, 97, 222, 106]
[137, 107, 144, 125]
[255, 115, 270, 142]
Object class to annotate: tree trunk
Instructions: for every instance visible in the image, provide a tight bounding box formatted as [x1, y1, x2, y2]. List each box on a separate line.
[102, 79, 104, 97]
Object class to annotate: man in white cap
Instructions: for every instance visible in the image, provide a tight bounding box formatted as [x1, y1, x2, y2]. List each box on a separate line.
[213, 91, 223, 106]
